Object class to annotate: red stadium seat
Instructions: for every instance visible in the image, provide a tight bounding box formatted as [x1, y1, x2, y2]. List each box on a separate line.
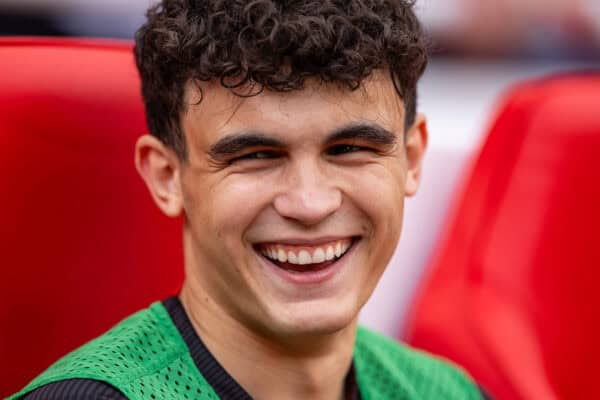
[404, 73, 600, 400]
[0, 37, 183, 397]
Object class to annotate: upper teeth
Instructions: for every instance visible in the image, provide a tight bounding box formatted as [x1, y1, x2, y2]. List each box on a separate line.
[260, 239, 352, 265]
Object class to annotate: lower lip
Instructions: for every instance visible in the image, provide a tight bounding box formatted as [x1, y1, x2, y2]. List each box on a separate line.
[257, 241, 357, 285]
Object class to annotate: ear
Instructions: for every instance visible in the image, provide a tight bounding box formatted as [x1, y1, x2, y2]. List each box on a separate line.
[134, 135, 183, 217]
[404, 113, 428, 197]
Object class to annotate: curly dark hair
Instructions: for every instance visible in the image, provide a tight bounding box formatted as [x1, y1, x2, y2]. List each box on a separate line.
[135, 0, 428, 159]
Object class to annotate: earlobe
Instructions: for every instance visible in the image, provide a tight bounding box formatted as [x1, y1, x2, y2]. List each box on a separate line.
[135, 135, 184, 217]
[404, 113, 428, 197]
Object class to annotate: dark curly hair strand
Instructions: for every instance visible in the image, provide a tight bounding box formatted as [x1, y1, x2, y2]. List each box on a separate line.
[135, 0, 428, 159]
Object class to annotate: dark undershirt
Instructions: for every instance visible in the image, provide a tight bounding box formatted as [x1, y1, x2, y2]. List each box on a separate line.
[23, 297, 492, 399]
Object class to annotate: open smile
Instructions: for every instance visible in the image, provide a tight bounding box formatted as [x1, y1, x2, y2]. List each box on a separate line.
[254, 237, 358, 274]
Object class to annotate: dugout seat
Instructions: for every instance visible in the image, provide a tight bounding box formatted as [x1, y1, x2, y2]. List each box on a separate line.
[0, 37, 183, 397]
[404, 73, 600, 400]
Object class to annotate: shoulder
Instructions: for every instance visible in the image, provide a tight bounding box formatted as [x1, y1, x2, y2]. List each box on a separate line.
[21, 379, 126, 400]
[9, 302, 190, 400]
[354, 326, 484, 400]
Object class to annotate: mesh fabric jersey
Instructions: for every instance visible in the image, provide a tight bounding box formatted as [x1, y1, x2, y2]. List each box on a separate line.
[9, 298, 483, 400]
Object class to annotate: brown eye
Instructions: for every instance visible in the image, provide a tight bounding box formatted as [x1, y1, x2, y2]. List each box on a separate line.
[230, 150, 281, 163]
[327, 144, 370, 156]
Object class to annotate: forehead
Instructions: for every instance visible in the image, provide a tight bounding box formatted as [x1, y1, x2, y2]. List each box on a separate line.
[181, 71, 405, 147]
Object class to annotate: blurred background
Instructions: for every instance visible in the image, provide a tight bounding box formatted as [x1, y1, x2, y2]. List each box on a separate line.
[1, 0, 598, 338]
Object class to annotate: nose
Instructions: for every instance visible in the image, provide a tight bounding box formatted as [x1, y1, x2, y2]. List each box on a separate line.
[273, 160, 342, 225]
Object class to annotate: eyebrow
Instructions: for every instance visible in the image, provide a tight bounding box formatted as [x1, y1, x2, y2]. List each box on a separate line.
[207, 122, 397, 160]
[324, 123, 398, 147]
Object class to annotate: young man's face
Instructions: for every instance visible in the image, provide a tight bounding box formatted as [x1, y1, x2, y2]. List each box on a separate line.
[153, 72, 426, 338]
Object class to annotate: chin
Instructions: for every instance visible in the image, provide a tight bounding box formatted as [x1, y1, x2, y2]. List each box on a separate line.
[266, 298, 360, 338]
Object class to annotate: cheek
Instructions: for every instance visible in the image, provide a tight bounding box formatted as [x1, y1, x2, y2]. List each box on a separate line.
[192, 175, 275, 245]
[343, 165, 405, 299]
[342, 162, 406, 235]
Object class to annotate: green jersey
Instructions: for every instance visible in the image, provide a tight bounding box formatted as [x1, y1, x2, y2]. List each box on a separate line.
[10, 299, 483, 400]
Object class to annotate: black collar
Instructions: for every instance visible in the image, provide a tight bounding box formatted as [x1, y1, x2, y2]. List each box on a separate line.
[163, 296, 360, 400]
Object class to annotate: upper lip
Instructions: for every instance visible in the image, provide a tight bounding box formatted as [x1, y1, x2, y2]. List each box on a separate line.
[253, 236, 357, 247]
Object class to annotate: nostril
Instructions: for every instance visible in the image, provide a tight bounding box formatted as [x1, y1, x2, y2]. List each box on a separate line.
[272, 189, 342, 225]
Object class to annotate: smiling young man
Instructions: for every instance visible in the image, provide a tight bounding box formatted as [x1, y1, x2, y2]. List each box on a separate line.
[11, 1, 489, 399]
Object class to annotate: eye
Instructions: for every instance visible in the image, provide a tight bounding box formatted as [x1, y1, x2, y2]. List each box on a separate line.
[326, 144, 371, 156]
[230, 150, 281, 163]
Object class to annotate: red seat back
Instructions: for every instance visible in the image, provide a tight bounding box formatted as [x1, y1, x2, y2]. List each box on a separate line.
[404, 73, 600, 400]
[0, 37, 183, 397]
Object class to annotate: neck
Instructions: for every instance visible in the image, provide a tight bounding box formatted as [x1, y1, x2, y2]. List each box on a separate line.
[179, 281, 357, 400]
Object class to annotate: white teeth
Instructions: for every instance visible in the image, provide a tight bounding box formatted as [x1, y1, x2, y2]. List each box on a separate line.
[342, 241, 350, 253]
[325, 246, 335, 261]
[335, 242, 342, 257]
[312, 248, 325, 263]
[261, 239, 353, 265]
[287, 251, 297, 264]
[277, 249, 287, 263]
[298, 250, 311, 265]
